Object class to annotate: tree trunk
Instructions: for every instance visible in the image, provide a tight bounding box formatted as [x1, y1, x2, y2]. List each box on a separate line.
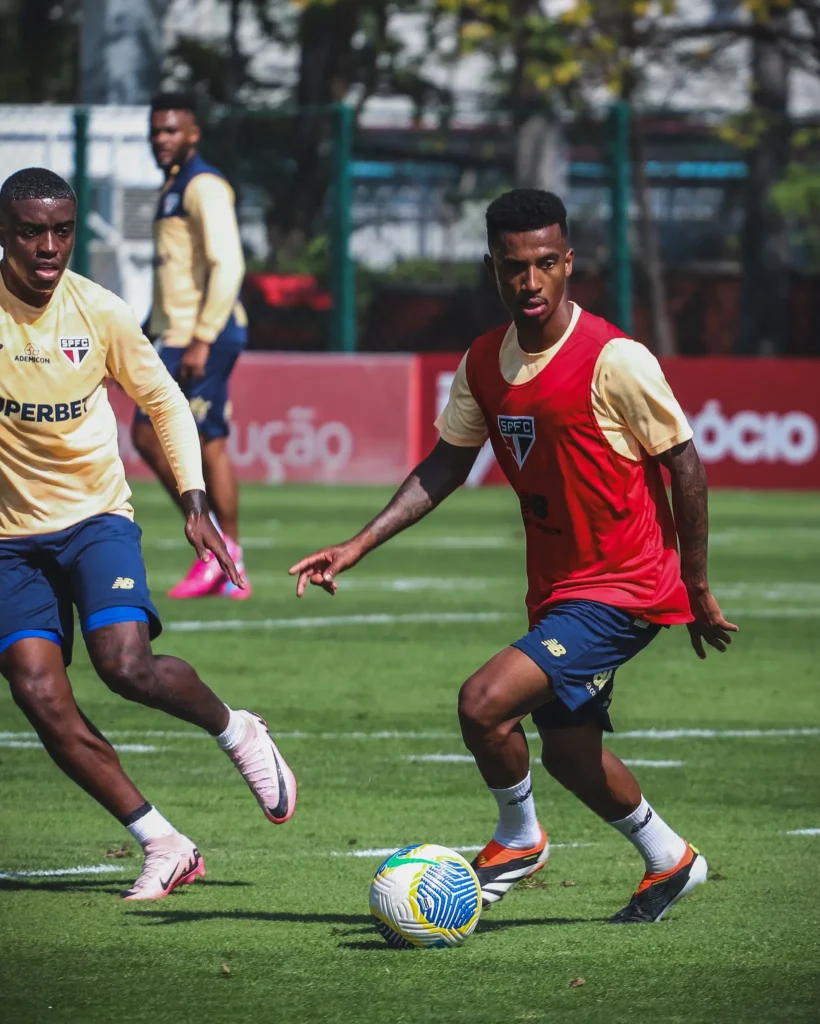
[631, 126, 675, 355]
[737, 26, 790, 354]
[273, 0, 361, 246]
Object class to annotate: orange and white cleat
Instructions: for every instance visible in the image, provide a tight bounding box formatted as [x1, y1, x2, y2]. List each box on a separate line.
[121, 834, 205, 901]
[609, 842, 708, 924]
[471, 825, 549, 908]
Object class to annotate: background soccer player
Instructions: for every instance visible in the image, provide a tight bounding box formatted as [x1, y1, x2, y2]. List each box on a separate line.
[0, 168, 296, 900]
[290, 189, 737, 925]
[131, 92, 250, 600]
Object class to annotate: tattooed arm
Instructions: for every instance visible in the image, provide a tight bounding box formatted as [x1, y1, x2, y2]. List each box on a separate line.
[657, 439, 738, 658]
[288, 440, 482, 596]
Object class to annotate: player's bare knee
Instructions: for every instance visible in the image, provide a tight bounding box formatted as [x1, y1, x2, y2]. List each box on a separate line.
[458, 674, 506, 738]
[10, 668, 68, 727]
[540, 740, 573, 780]
[97, 649, 158, 702]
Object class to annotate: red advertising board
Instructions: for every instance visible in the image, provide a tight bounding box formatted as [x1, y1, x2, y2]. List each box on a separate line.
[112, 351, 820, 489]
[111, 353, 416, 484]
[417, 355, 820, 490]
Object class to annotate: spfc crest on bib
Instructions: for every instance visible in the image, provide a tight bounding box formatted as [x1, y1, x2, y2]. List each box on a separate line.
[60, 337, 91, 368]
[498, 415, 535, 469]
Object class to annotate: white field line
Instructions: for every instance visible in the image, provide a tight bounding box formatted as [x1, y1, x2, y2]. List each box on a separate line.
[784, 829, 820, 836]
[711, 528, 820, 546]
[165, 604, 820, 634]
[2, 727, 818, 743]
[0, 739, 165, 753]
[146, 535, 516, 552]
[148, 536, 276, 550]
[166, 611, 508, 633]
[147, 573, 820, 600]
[151, 574, 498, 591]
[333, 842, 594, 859]
[0, 863, 127, 879]
[615, 728, 820, 739]
[405, 754, 684, 768]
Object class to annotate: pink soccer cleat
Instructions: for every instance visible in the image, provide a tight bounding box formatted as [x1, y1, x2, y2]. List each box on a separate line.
[223, 711, 297, 823]
[218, 577, 252, 600]
[218, 536, 251, 598]
[167, 554, 227, 599]
[121, 834, 205, 900]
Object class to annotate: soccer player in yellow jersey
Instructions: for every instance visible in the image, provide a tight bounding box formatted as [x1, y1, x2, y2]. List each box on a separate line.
[131, 92, 250, 600]
[0, 169, 296, 899]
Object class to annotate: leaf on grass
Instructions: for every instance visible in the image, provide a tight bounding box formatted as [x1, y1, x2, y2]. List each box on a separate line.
[105, 844, 132, 859]
[560, 879, 576, 887]
[569, 977, 585, 988]
[518, 877, 548, 890]
[220, 963, 231, 977]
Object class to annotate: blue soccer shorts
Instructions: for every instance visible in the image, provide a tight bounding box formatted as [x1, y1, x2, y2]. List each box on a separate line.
[133, 319, 246, 440]
[512, 599, 663, 732]
[0, 514, 161, 667]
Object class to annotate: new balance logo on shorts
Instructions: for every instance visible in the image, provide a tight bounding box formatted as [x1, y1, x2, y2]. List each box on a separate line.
[541, 638, 567, 657]
[631, 808, 653, 834]
[112, 577, 135, 590]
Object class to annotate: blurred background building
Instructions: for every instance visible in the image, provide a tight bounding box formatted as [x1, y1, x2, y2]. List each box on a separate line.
[1, 0, 818, 358]
[1, 1, 818, 487]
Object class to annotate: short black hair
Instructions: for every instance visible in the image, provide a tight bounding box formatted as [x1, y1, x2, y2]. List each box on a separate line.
[151, 91, 199, 118]
[0, 167, 76, 210]
[486, 189, 568, 246]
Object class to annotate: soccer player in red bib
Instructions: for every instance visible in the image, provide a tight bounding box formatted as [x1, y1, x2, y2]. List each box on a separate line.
[290, 189, 737, 924]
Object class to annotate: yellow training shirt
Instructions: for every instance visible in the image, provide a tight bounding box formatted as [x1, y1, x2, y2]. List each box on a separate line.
[436, 303, 692, 460]
[148, 153, 247, 347]
[0, 269, 205, 537]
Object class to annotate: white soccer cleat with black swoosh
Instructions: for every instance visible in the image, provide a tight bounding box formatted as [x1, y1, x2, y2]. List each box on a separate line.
[121, 835, 205, 901]
[224, 711, 297, 823]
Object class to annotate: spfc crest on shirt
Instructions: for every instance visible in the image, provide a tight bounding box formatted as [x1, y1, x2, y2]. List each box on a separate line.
[162, 192, 181, 216]
[498, 415, 535, 469]
[60, 337, 91, 368]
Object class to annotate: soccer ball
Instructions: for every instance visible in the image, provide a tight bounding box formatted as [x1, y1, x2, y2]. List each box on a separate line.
[369, 843, 482, 949]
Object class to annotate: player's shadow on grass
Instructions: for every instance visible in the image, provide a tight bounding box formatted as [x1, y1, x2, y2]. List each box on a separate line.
[128, 909, 372, 927]
[0, 878, 251, 895]
[477, 915, 606, 931]
[335, 916, 603, 950]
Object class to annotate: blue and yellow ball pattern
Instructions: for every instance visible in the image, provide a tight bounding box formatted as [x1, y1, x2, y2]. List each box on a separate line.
[369, 843, 482, 948]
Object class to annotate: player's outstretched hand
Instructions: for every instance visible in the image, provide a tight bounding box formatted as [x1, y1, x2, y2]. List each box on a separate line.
[686, 589, 738, 659]
[288, 539, 366, 597]
[181, 490, 244, 588]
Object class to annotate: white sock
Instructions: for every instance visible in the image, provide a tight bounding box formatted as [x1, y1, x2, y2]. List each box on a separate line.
[126, 806, 177, 846]
[490, 772, 542, 849]
[609, 796, 686, 874]
[216, 707, 247, 751]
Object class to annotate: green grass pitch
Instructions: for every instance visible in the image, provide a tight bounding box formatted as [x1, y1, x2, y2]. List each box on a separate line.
[1, 484, 819, 1024]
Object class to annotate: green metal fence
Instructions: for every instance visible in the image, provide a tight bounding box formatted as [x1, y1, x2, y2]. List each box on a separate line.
[69, 101, 816, 355]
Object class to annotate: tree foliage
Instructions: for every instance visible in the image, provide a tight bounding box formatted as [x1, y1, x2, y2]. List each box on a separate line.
[0, 0, 81, 103]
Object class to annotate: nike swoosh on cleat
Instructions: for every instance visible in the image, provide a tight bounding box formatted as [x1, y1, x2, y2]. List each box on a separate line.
[159, 868, 179, 892]
[265, 741, 290, 821]
[159, 852, 199, 892]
